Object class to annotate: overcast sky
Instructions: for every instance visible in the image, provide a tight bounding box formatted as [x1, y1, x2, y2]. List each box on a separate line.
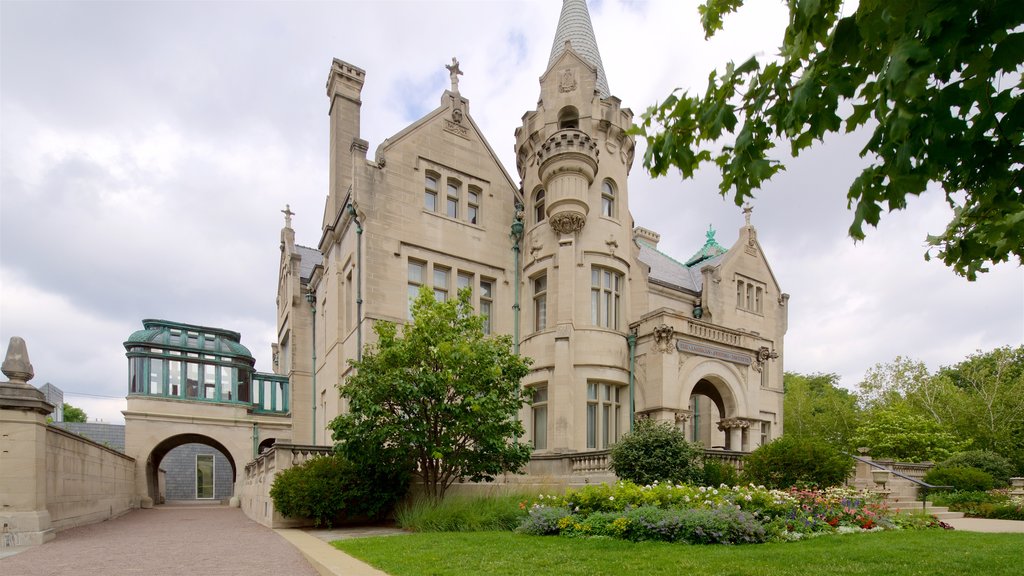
[2, 0, 1021, 424]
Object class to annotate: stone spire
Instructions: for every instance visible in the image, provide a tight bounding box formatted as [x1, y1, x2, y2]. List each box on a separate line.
[547, 0, 609, 98]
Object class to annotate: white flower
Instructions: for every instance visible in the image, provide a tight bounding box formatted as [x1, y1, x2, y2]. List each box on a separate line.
[712, 489, 719, 495]
[609, 496, 615, 501]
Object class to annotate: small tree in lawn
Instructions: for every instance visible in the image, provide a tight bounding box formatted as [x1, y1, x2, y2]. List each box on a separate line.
[330, 286, 533, 502]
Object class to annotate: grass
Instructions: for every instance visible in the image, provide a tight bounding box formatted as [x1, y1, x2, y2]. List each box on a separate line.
[334, 530, 1024, 576]
[394, 492, 530, 532]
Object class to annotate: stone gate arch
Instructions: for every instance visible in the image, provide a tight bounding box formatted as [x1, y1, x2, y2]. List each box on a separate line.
[145, 434, 238, 504]
[677, 357, 749, 450]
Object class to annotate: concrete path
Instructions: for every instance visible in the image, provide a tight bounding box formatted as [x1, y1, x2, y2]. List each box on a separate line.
[944, 517, 1024, 533]
[0, 504, 320, 576]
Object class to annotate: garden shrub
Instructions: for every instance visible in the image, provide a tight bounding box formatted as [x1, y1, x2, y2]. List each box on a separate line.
[940, 451, 1014, 487]
[609, 418, 703, 485]
[922, 466, 994, 492]
[701, 458, 741, 487]
[269, 453, 408, 527]
[743, 436, 852, 489]
[931, 490, 1004, 509]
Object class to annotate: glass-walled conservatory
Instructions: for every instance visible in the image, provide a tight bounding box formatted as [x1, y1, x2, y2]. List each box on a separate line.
[125, 319, 288, 414]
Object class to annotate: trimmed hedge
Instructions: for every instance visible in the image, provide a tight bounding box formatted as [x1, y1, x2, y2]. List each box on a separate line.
[743, 436, 852, 489]
[922, 466, 995, 492]
[609, 419, 703, 485]
[940, 451, 1014, 487]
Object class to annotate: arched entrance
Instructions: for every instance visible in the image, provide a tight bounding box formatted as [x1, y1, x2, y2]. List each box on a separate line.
[145, 434, 237, 504]
[688, 378, 727, 448]
[257, 437, 277, 454]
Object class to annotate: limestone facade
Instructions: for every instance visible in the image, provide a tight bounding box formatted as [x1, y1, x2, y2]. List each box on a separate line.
[275, 0, 787, 458]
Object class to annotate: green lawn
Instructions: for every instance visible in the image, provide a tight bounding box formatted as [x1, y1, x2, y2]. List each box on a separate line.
[334, 530, 1024, 576]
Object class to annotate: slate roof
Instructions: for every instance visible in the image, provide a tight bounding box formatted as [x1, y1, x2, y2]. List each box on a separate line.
[548, 0, 610, 98]
[296, 245, 322, 282]
[637, 239, 727, 295]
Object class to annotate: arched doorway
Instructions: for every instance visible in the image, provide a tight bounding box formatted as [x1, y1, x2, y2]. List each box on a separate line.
[145, 434, 237, 504]
[257, 437, 277, 454]
[688, 378, 727, 448]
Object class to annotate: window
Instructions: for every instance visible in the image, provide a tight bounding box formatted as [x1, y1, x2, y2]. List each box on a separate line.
[408, 260, 425, 319]
[196, 454, 214, 499]
[533, 274, 547, 331]
[601, 180, 615, 218]
[149, 358, 164, 395]
[534, 189, 546, 223]
[169, 359, 182, 396]
[760, 421, 771, 446]
[736, 276, 765, 314]
[457, 271, 473, 294]
[532, 386, 548, 450]
[446, 180, 460, 218]
[558, 106, 579, 130]
[587, 382, 621, 449]
[467, 187, 480, 224]
[219, 366, 232, 401]
[480, 278, 493, 334]
[591, 267, 622, 329]
[424, 174, 438, 211]
[433, 266, 450, 302]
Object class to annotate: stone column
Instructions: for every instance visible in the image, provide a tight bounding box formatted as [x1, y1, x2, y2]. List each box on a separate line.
[0, 337, 56, 547]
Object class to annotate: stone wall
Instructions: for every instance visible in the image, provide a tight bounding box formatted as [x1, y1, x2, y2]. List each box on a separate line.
[45, 426, 137, 531]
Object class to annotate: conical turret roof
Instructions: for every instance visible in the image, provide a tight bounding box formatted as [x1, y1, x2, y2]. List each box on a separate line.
[547, 0, 609, 98]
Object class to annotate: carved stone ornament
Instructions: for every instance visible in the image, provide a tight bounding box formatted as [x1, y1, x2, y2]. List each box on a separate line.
[752, 346, 779, 373]
[717, 417, 752, 432]
[674, 410, 692, 424]
[452, 107, 463, 124]
[652, 324, 675, 353]
[559, 67, 577, 93]
[549, 211, 586, 234]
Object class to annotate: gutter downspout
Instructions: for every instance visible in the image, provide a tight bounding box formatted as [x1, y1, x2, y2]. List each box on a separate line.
[510, 202, 524, 355]
[347, 203, 364, 362]
[305, 291, 317, 444]
[627, 329, 637, 432]
[252, 422, 259, 459]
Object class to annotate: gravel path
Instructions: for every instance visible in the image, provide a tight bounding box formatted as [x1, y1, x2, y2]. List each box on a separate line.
[0, 504, 319, 576]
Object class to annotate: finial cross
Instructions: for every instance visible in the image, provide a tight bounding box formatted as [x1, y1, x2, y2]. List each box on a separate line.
[282, 204, 295, 228]
[446, 57, 463, 93]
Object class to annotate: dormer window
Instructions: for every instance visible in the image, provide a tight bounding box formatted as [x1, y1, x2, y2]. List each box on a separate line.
[558, 106, 579, 130]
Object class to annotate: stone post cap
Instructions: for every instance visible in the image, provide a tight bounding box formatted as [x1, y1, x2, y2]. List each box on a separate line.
[2, 336, 35, 385]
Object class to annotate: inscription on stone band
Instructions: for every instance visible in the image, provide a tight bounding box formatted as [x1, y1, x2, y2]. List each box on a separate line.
[676, 340, 751, 365]
[444, 120, 469, 139]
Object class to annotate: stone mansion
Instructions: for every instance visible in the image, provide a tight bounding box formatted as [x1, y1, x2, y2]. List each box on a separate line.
[272, 0, 788, 459]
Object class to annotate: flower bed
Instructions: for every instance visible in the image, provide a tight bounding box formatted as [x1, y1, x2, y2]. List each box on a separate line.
[517, 481, 949, 544]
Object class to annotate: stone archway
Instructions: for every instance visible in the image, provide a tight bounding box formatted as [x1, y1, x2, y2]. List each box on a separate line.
[676, 358, 750, 451]
[145, 434, 237, 504]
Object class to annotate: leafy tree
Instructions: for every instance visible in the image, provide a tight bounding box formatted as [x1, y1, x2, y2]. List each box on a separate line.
[851, 404, 968, 462]
[330, 287, 533, 501]
[63, 402, 87, 423]
[783, 372, 861, 450]
[609, 418, 704, 485]
[634, 0, 1023, 279]
[935, 346, 1024, 473]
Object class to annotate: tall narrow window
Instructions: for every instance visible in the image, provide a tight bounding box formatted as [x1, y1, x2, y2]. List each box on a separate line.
[736, 280, 744, 308]
[457, 271, 473, 294]
[480, 278, 493, 334]
[196, 454, 214, 499]
[746, 284, 754, 310]
[587, 382, 621, 449]
[755, 286, 763, 313]
[533, 274, 547, 331]
[760, 421, 771, 446]
[149, 357, 164, 395]
[467, 187, 480, 224]
[424, 174, 438, 211]
[601, 180, 615, 218]
[408, 260, 425, 319]
[532, 385, 548, 450]
[446, 180, 459, 218]
[433, 266, 450, 302]
[534, 189, 546, 223]
[591, 267, 622, 329]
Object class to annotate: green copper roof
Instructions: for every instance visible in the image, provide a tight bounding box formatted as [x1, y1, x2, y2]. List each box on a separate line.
[124, 319, 254, 363]
[685, 225, 728, 266]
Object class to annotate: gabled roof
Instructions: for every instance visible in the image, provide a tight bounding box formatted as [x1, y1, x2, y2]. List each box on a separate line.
[685, 226, 728, 266]
[637, 238, 727, 294]
[296, 244, 322, 282]
[548, 0, 609, 98]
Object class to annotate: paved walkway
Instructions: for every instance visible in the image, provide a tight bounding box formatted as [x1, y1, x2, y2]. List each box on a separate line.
[944, 517, 1024, 533]
[0, 504, 320, 576]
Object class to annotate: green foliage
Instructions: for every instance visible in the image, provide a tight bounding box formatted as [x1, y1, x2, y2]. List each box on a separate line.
[935, 346, 1024, 474]
[269, 454, 407, 527]
[699, 458, 741, 488]
[852, 404, 968, 462]
[783, 372, 861, 450]
[922, 466, 995, 492]
[62, 402, 87, 423]
[743, 436, 852, 489]
[609, 419, 703, 485]
[633, 0, 1024, 279]
[330, 287, 533, 502]
[931, 489, 1006, 509]
[941, 450, 1015, 487]
[395, 493, 531, 532]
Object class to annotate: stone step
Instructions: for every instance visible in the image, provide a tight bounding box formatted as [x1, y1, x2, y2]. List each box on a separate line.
[886, 500, 965, 519]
